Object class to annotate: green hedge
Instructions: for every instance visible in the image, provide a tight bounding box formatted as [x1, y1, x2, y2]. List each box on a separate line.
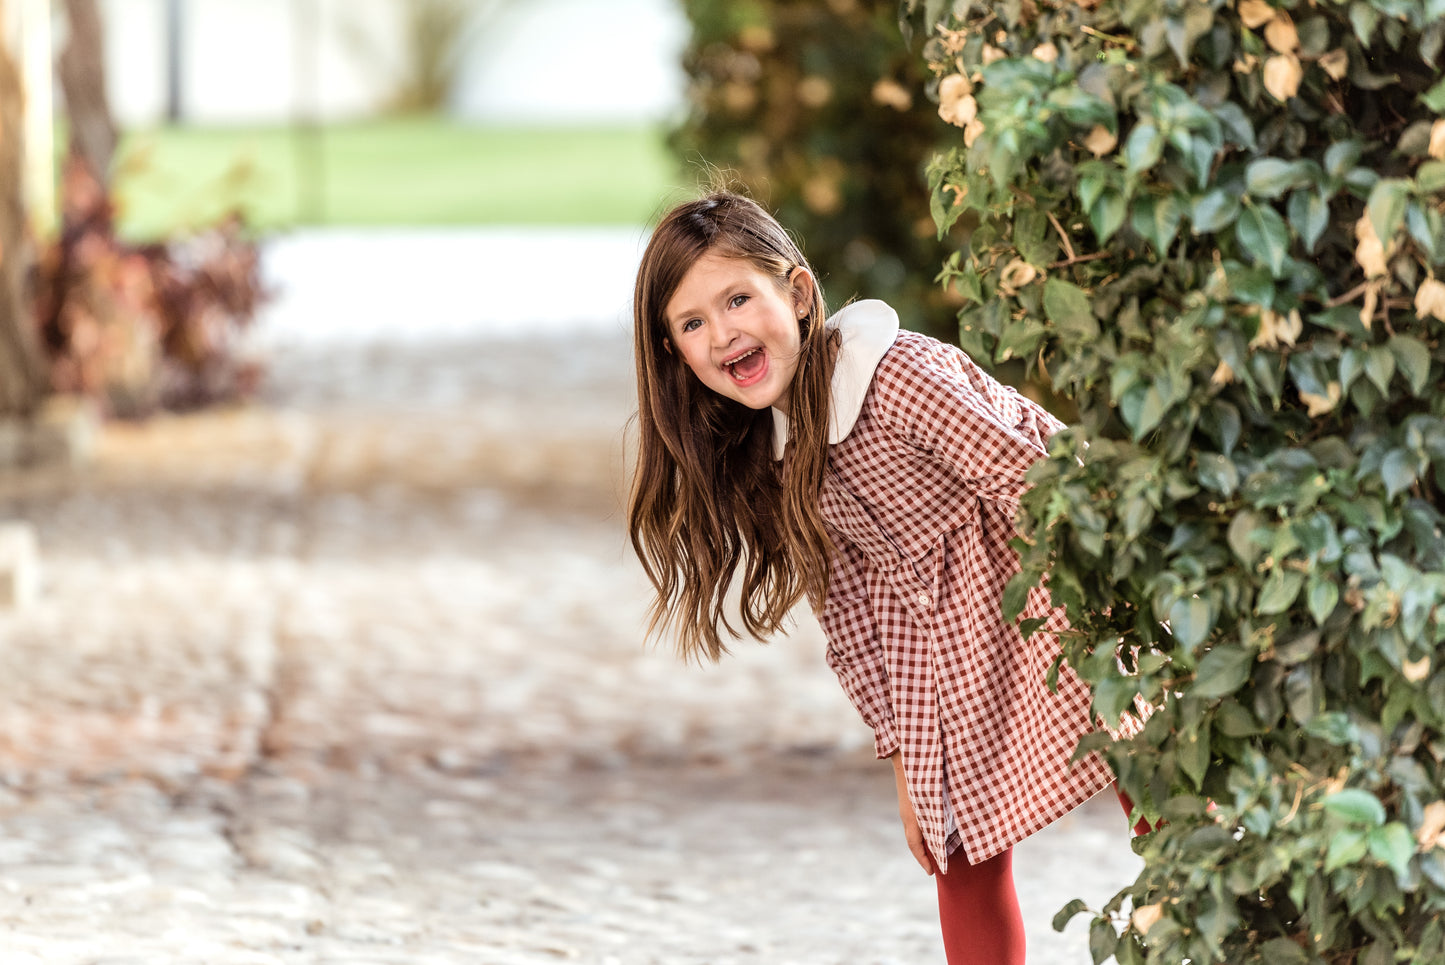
[671, 0, 958, 338]
[907, 0, 1445, 960]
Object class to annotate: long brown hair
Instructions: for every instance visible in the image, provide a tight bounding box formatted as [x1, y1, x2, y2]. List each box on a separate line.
[629, 191, 836, 662]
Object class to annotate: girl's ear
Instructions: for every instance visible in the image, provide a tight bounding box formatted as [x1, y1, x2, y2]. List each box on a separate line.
[788, 266, 816, 317]
[662, 337, 673, 355]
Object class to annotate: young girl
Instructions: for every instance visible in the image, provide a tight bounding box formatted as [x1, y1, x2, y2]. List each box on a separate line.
[628, 190, 1127, 964]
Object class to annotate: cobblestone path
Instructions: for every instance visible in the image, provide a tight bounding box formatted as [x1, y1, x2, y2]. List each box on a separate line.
[0, 333, 1140, 963]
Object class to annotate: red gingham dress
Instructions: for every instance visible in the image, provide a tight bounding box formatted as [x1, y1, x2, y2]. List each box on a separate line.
[788, 302, 1115, 873]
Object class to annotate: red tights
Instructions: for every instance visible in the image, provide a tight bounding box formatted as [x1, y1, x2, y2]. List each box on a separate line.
[934, 786, 1149, 965]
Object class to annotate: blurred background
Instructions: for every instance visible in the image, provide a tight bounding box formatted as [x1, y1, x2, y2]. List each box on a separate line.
[0, 2, 1136, 961]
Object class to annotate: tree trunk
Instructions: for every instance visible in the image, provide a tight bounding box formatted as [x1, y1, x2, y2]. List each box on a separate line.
[58, 0, 116, 182]
[0, 2, 45, 418]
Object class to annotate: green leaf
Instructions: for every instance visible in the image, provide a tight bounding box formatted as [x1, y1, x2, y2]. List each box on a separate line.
[1094, 675, 1140, 723]
[1407, 203, 1443, 262]
[1368, 822, 1416, 878]
[1365, 345, 1397, 394]
[1287, 190, 1330, 254]
[1339, 347, 1365, 393]
[1046, 87, 1114, 127]
[1131, 194, 1183, 253]
[1178, 721, 1210, 788]
[1089, 917, 1118, 965]
[996, 317, 1046, 362]
[1192, 188, 1241, 233]
[1122, 383, 1169, 439]
[1419, 161, 1445, 194]
[1258, 938, 1310, 965]
[1165, 3, 1214, 65]
[1323, 788, 1386, 826]
[1382, 449, 1417, 498]
[1079, 167, 1111, 213]
[1235, 204, 1291, 276]
[1002, 571, 1033, 622]
[1169, 596, 1214, 652]
[1390, 335, 1432, 395]
[1185, 134, 1216, 189]
[1043, 278, 1100, 341]
[1125, 123, 1165, 175]
[1325, 141, 1364, 181]
[1257, 569, 1305, 615]
[1423, 76, 1445, 112]
[1325, 828, 1369, 872]
[1307, 576, 1339, 625]
[1053, 898, 1090, 932]
[1193, 645, 1255, 699]
[1246, 158, 1308, 199]
[1367, 178, 1411, 246]
[1213, 102, 1257, 150]
[1196, 452, 1239, 496]
[1229, 266, 1276, 306]
[1228, 510, 1266, 565]
[1350, 1, 1380, 43]
[1091, 190, 1128, 243]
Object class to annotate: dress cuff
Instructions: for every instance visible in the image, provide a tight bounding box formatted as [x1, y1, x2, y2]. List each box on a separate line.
[872, 716, 901, 760]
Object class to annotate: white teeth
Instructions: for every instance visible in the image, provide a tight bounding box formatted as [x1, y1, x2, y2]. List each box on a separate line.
[725, 348, 759, 368]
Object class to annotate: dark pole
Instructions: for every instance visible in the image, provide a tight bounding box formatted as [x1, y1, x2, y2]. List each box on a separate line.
[164, 0, 182, 122]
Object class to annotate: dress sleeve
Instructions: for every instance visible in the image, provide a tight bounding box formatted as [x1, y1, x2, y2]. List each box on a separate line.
[877, 349, 1062, 508]
[818, 534, 900, 760]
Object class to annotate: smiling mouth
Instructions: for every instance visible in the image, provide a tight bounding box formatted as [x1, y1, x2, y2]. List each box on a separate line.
[725, 348, 767, 383]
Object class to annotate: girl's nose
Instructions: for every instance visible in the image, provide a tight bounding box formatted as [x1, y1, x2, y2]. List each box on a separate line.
[710, 317, 739, 348]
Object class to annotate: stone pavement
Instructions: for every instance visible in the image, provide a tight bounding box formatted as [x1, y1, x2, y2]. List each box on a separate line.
[0, 330, 1141, 963]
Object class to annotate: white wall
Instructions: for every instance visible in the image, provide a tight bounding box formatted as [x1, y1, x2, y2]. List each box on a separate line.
[98, 0, 687, 127]
[452, 0, 688, 124]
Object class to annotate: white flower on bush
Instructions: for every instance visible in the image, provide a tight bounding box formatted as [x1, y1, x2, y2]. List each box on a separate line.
[1299, 382, 1342, 418]
[1237, 0, 1276, 29]
[1264, 12, 1298, 53]
[1354, 216, 1391, 278]
[1211, 359, 1237, 386]
[1415, 277, 1445, 321]
[998, 259, 1038, 293]
[1249, 308, 1302, 350]
[963, 117, 986, 148]
[1264, 53, 1303, 101]
[937, 74, 977, 127]
[1430, 119, 1445, 160]
[1032, 42, 1059, 63]
[1083, 125, 1118, 157]
[1417, 800, 1445, 850]
[1131, 902, 1164, 936]
[1319, 48, 1349, 80]
[872, 78, 912, 112]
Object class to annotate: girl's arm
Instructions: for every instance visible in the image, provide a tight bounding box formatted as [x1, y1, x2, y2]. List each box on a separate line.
[818, 535, 900, 761]
[881, 352, 1060, 503]
[891, 749, 936, 875]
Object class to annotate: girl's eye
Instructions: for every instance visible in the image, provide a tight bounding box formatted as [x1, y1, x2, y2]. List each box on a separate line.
[730, 294, 749, 309]
[681, 318, 702, 333]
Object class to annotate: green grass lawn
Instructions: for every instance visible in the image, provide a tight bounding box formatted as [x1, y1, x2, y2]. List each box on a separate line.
[112, 118, 688, 239]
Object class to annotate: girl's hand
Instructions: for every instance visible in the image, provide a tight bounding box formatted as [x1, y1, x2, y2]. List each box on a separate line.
[890, 751, 936, 875]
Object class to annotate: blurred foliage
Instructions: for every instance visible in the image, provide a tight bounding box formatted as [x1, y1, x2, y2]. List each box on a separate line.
[35, 157, 265, 416]
[342, 0, 513, 116]
[671, 0, 960, 340]
[906, 0, 1445, 960]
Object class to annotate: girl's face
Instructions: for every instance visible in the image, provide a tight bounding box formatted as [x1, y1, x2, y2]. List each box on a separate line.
[663, 252, 813, 414]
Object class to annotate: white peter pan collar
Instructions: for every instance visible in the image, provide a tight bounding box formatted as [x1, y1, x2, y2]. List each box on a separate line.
[771, 299, 900, 460]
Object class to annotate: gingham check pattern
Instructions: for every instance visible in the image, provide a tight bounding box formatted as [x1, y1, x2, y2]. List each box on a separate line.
[816, 330, 1114, 873]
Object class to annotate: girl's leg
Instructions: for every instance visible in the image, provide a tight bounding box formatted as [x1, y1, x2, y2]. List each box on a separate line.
[935, 847, 1026, 965]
